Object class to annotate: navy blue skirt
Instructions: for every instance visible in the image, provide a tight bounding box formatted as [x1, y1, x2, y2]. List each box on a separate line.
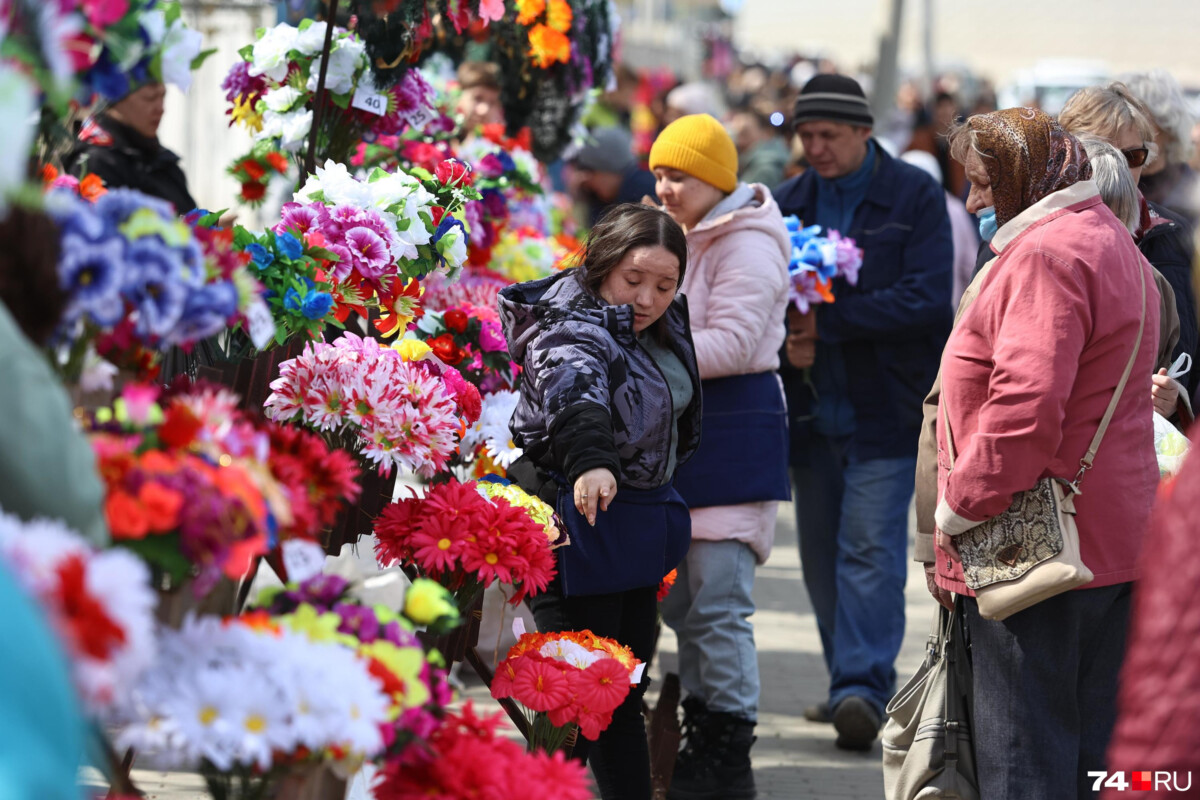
[673, 371, 791, 509]
[556, 482, 691, 597]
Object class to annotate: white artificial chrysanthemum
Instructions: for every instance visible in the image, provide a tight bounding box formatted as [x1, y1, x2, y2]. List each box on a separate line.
[249, 24, 301, 82]
[306, 36, 366, 96]
[262, 108, 313, 152]
[294, 21, 329, 57]
[366, 170, 422, 209]
[297, 160, 372, 206]
[263, 85, 304, 114]
[164, 665, 243, 770]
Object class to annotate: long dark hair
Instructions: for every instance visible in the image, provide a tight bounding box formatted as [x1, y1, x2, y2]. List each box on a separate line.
[574, 203, 687, 341]
[0, 206, 64, 346]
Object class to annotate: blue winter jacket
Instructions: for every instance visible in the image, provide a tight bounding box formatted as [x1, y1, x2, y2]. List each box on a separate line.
[774, 143, 953, 461]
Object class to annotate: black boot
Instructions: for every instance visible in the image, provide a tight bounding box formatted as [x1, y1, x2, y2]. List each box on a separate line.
[667, 711, 757, 800]
[673, 694, 711, 773]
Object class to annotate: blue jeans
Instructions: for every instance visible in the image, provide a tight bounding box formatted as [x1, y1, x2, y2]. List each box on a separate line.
[791, 435, 915, 714]
[661, 539, 760, 720]
[964, 584, 1132, 800]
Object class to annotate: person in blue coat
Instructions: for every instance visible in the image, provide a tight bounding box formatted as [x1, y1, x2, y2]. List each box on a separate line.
[773, 74, 953, 751]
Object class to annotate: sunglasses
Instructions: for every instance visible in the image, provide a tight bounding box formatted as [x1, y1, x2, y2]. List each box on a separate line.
[1122, 146, 1150, 169]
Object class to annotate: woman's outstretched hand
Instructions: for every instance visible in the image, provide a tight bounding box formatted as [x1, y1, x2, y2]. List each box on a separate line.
[574, 468, 617, 526]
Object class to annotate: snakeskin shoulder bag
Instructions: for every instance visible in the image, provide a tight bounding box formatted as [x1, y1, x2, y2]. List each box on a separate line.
[942, 258, 1147, 621]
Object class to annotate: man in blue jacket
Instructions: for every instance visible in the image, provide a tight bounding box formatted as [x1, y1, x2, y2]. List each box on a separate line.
[774, 74, 953, 751]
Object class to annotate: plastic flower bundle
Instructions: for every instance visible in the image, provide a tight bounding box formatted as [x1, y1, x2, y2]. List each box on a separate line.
[110, 613, 392, 794]
[263, 333, 467, 478]
[162, 380, 363, 543]
[45, 188, 257, 379]
[373, 478, 557, 612]
[783, 216, 863, 314]
[292, 159, 478, 291]
[225, 20, 439, 158]
[254, 573, 458, 762]
[226, 145, 290, 206]
[475, 477, 563, 547]
[491, 626, 645, 750]
[410, 304, 515, 391]
[460, 390, 524, 475]
[486, 227, 560, 284]
[0, 512, 156, 715]
[90, 384, 284, 589]
[40, 164, 107, 201]
[373, 701, 594, 800]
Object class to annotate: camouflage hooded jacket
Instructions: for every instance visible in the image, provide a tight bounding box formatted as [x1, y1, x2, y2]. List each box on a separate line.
[499, 267, 702, 491]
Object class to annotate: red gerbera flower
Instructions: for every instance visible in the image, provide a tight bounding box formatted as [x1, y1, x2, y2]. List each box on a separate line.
[510, 656, 571, 712]
[569, 657, 632, 713]
[265, 151, 289, 173]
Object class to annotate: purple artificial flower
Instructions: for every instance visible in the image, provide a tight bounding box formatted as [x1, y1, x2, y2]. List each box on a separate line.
[334, 602, 382, 643]
[480, 188, 509, 221]
[386, 68, 437, 132]
[124, 238, 188, 340]
[326, 243, 353, 282]
[479, 319, 507, 353]
[95, 187, 175, 228]
[273, 201, 330, 238]
[295, 574, 351, 609]
[343, 226, 391, 281]
[381, 619, 422, 650]
[58, 231, 127, 327]
[46, 190, 111, 241]
[177, 238, 207, 288]
[165, 281, 239, 346]
[222, 61, 268, 105]
[476, 153, 507, 179]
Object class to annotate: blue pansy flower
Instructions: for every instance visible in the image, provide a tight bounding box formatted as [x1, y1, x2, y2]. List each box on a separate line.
[95, 188, 174, 229]
[276, 231, 304, 261]
[125, 238, 188, 340]
[167, 282, 240, 345]
[246, 243, 274, 269]
[58, 231, 127, 327]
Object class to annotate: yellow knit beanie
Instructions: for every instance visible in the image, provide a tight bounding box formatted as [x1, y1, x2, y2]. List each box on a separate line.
[649, 114, 738, 193]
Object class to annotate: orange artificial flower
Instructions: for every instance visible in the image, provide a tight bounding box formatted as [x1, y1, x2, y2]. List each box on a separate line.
[137, 482, 184, 532]
[814, 276, 836, 304]
[41, 164, 60, 184]
[505, 629, 640, 673]
[79, 173, 107, 200]
[105, 491, 150, 540]
[139, 449, 182, 475]
[546, 0, 573, 33]
[515, 0, 545, 25]
[528, 23, 571, 68]
[657, 569, 677, 601]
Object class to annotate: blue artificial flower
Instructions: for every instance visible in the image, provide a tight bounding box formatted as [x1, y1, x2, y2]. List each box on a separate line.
[275, 231, 304, 262]
[283, 287, 303, 313]
[87, 51, 130, 102]
[58, 231, 127, 327]
[124, 238, 188, 341]
[46, 192, 111, 242]
[246, 243, 274, 269]
[95, 188, 175, 229]
[496, 151, 516, 173]
[166, 282, 240, 345]
[178, 239, 206, 287]
[300, 291, 333, 320]
[433, 215, 465, 244]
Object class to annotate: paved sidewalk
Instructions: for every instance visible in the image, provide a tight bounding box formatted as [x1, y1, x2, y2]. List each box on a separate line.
[91, 500, 932, 799]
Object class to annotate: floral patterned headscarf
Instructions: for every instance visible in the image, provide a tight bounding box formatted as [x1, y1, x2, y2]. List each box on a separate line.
[966, 107, 1092, 227]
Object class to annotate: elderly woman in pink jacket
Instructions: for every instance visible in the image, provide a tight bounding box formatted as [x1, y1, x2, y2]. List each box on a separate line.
[648, 113, 791, 800]
[932, 108, 1159, 800]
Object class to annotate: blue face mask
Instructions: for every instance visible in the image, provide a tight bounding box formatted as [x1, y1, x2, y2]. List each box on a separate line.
[977, 206, 998, 242]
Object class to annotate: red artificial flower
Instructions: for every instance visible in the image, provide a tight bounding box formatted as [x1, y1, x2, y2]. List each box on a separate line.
[241, 180, 267, 202]
[510, 656, 572, 712]
[159, 403, 203, 449]
[137, 482, 184, 533]
[429, 205, 447, 227]
[373, 495, 427, 565]
[409, 514, 464, 576]
[569, 657, 632, 713]
[55, 555, 127, 660]
[401, 140, 448, 172]
[428, 333, 465, 365]
[442, 308, 469, 333]
[239, 158, 267, 181]
[435, 159, 474, 186]
[265, 152, 289, 173]
[522, 750, 596, 800]
[657, 569, 677, 601]
[105, 490, 149, 540]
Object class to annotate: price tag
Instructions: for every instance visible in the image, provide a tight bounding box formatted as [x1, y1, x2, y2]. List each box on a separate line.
[245, 299, 277, 350]
[404, 102, 438, 131]
[282, 539, 327, 583]
[351, 85, 387, 116]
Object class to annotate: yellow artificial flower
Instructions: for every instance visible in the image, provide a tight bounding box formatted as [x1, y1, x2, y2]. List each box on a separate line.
[546, 0, 573, 33]
[120, 208, 190, 246]
[477, 482, 560, 543]
[281, 604, 349, 645]
[392, 338, 433, 362]
[403, 579, 459, 627]
[515, 0, 546, 25]
[231, 93, 263, 132]
[528, 23, 571, 68]
[359, 640, 430, 709]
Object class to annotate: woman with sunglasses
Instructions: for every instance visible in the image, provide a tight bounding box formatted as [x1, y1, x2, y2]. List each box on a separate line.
[1059, 83, 1199, 409]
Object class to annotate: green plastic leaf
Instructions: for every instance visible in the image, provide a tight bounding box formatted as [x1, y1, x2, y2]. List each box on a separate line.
[191, 48, 217, 71]
[120, 533, 192, 585]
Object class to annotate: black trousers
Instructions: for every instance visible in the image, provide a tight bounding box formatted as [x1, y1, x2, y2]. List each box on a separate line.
[528, 578, 659, 800]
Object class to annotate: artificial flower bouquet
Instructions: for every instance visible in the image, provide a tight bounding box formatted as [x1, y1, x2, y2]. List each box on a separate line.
[411, 304, 516, 391]
[373, 478, 558, 615]
[227, 145, 290, 206]
[110, 613, 394, 797]
[459, 390, 525, 477]
[264, 332, 474, 478]
[491, 625, 645, 751]
[225, 20, 439, 159]
[782, 216, 863, 313]
[0, 512, 157, 715]
[45, 189, 260, 382]
[254, 573, 458, 764]
[483, 226, 563, 283]
[373, 702, 595, 800]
